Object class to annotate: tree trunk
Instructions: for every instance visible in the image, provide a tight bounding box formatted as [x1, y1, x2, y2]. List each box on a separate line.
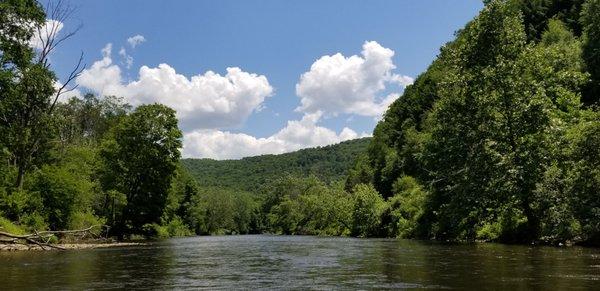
[15, 163, 25, 189]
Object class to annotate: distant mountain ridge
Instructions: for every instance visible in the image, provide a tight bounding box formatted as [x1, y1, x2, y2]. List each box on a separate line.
[181, 137, 371, 192]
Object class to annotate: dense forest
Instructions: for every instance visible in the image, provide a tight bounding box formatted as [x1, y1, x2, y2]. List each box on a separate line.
[346, 0, 600, 245]
[182, 138, 370, 193]
[1, 0, 600, 246]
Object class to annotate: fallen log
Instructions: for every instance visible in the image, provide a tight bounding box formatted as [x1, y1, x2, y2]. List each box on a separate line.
[0, 225, 102, 250]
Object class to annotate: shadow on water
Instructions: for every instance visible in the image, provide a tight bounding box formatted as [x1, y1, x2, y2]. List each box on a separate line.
[1, 235, 599, 289]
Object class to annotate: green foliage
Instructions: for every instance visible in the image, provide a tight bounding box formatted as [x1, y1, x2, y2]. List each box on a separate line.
[260, 176, 352, 236]
[0, 1, 194, 240]
[1, 0, 599, 248]
[68, 212, 106, 236]
[142, 223, 170, 239]
[29, 147, 100, 230]
[101, 104, 182, 234]
[268, 196, 302, 235]
[351, 184, 385, 237]
[191, 187, 237, 235]
[424, 0, 533, 240]
[582, 0, 600, 105]
[345, 153, 374, 192]
[366, 61, 445, 197]
[510, 0, 585, 40]
[232, 191, 260, 234]
[565, 112, 600, 244]
[533, 164, 581, 243]
[0, 216, 27, 235]
[178, 184, 258, 235]
[163, 216, 193, 237]
[182, 138, 371, 193]
[356, 0, 600, 245]
[0, 189, 42, 221]
[0, 0, 58, 189]
[54, 94, 131, 146]
[383, 176, 428, 238]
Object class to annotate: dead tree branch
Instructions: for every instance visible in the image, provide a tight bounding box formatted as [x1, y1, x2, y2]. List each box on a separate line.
[0, 225, 101, 250]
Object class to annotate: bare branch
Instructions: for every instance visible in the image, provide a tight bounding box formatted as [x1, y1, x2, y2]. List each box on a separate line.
[50, 51, 86, 112]
[36, 0, 82, 68]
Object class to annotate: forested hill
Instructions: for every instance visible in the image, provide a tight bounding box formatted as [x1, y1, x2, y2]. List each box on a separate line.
[181, 137, 371, 192]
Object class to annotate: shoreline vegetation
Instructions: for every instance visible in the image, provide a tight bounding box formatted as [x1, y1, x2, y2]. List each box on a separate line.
[0, 224, 146, 251]
[1, 0, 600, 251]
[0, 241, 144, 251]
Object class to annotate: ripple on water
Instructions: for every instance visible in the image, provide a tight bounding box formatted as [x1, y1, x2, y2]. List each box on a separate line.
[1, 235, 600, 289]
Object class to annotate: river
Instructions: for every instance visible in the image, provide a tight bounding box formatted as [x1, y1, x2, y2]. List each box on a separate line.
[1, 235, 599, 289]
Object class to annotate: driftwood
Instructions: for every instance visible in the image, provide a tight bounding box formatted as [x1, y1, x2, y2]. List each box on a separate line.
[0, 225, 102, 250]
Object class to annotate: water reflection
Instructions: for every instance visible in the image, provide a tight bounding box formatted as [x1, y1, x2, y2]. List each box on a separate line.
[0, 244, 175, 289]
[0, 235, 599, 289]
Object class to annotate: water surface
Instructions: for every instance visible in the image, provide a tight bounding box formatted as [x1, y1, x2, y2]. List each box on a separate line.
[1, 235, 599, 289]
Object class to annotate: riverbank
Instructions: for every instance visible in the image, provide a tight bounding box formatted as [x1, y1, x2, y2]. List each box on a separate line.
[0, 242, 145, 251]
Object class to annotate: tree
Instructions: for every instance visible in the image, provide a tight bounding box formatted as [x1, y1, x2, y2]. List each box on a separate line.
[510, 0, 585, 41]
[566, 112, 600, 244]
[582, 0, 600, 105]
[423, 1, 586, 241]
[101, 104, 182, 234]
[351, 184, 385, 237]
[0, 0, 84, 189]
[1, 0, 52, 188]
[423, 1, 528, 240]
[345, 153, 373, 192]
[382, 176, 428, 238]
[54, 94, 130, 146]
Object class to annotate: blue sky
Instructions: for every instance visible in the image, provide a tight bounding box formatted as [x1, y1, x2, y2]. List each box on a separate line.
[48, 0, 483, 159]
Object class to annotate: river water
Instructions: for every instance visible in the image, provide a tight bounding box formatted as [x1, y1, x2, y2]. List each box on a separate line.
[1, 235, 599, 289]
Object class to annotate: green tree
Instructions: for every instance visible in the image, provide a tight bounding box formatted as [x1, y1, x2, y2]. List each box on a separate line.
[0, 0, 82, 189]
[101, 104, 182, 234]
[54, 94, 131, 147]
[382, 176, 428, 238]
[366, 61, 446, 198]
[582, 0, 600, 105]
[510, 0, 585, 41]
[424, 1, 586, 241]
[351, 184, 385, 237]
[29, 146, 103, 230]
[566, 112, 600, 244]
[423, 1, 528, 240]
[344, 153, 373, 192]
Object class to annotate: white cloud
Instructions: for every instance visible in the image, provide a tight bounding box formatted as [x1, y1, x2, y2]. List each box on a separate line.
[118, 47, 133, 69]
[76, 44, 274, 131]
[76, 40, 403, 159]
[296, 41, 413, 118]
[127, 34, 146, 48]
[182, 111, 367, 159]
[77, 43, 122, 94]
[29, 19, 63, 50]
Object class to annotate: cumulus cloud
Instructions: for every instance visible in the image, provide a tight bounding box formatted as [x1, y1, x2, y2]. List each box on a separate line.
[296, 41, 413, 118]
[29, 19, 63, 50]
[183, 111, 367, 159]
[127, 34, 146, 48]
[75, 40, 403, 159]
[76, 43, 274, 131]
